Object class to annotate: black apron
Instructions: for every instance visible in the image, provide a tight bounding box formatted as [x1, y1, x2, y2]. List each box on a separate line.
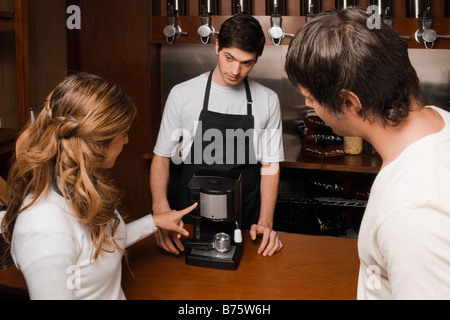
[176, 69, 261, 229]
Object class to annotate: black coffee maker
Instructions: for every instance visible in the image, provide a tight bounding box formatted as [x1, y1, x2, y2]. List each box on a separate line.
[182, 171, 243, 270]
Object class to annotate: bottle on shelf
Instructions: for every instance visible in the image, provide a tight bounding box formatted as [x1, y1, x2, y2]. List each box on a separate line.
[266, 0, 286, 16]
[406, 0, 429, 18]
[199, 0, 220, 15]
[300, 0, 321, 19]
[167, 0, 188, 16]
[335, 0, 358, 10]
[232, 0, 252, 15]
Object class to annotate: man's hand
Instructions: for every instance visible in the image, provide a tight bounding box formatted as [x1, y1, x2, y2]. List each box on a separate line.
[249, 224, 283, 256]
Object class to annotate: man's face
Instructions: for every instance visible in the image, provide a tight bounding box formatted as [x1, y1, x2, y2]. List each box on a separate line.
[214, 41, 258, 88]
[300, 86, 355, 137]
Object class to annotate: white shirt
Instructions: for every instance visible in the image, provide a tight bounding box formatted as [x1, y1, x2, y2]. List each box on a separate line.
[153, 73, 284, 164]
[11, 189, 157, 300]
[357, 106, 450, 300]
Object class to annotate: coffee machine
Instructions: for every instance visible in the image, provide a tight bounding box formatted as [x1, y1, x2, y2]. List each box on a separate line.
[182, 171, 243, 270]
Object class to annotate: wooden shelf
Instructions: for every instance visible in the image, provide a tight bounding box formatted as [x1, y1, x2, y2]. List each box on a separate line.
[151, 15, 304, 45]
[151, 15, 450, 49]
[0, 11, 13, 19]
[0, 13, 14, 32]
[0, 128, 18, 155]
[282, 134, 382, 174]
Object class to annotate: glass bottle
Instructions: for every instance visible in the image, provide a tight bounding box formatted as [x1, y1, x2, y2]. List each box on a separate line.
[199, 0, 220, 15]
[232, 0, 252, 14]
[335, 0, 358, 10]
[167, 0, 188, 15]
[406, 0, 430, 18]
[266, 0, 286, 16]
[300, 0, 321, 16]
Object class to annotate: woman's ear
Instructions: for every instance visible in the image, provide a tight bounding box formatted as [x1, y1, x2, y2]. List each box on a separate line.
[341, 90, 362, 116]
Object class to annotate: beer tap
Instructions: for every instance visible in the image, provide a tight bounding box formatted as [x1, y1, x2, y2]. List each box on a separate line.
[301, 0, 320, 21]
[268, 1, 294, 45]
[415, 6, 450, 49]
[163, 2, 187, 44]
[232, 0, 251, 15]
[198, 4, 219, 44]
[368, 1, 410, 39]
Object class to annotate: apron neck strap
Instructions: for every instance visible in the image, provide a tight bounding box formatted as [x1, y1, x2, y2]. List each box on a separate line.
[203, 69, 253, 116]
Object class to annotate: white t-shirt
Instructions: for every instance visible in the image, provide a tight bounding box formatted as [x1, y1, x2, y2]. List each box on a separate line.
[153, 73, 284, 164]
[11, 189, 157, 300]
[357, 106, 450, 300]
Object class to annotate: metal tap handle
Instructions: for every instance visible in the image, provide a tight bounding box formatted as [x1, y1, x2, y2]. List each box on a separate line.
[414, 6, 450, 49]
[164, 3, 187, 44]
[268, 9, 294, 46]
[198, 6, 219, 44]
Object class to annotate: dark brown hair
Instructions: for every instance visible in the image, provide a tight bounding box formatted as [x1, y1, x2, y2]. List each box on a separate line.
[218, 14, 266, 57]
[285, 8, 424, 126]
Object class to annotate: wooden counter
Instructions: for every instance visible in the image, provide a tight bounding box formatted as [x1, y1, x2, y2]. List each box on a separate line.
[122, 231, 359, 300]
[0, 230, 359, 300]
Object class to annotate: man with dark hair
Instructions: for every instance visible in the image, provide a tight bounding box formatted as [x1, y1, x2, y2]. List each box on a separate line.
[286, 8, 450, 299]
[151, 15, 284, 257]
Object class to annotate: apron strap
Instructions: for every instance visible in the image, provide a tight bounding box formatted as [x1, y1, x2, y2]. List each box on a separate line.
[203, 70, 214, 111]
[244, 77, 253, 116]
[203, 69, 253, 116]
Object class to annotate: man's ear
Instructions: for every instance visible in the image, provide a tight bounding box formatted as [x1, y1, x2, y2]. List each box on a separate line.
[215, 39, 220, 55]
[341, 90, 362, 116]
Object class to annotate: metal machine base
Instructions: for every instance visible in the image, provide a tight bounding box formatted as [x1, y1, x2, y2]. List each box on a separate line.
[184, 244, 243, 271]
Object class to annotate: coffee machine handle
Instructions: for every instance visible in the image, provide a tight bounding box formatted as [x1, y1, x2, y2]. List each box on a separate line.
[182, 240, 214, 251]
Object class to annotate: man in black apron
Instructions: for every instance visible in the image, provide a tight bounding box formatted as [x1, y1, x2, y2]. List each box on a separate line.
[150, 15, 283, 257]
[177, 69, 260, 229]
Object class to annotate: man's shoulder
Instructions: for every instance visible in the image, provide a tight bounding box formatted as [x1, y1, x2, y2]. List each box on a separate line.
[247, 78, 279, 98]
[172, 74, 207, 91]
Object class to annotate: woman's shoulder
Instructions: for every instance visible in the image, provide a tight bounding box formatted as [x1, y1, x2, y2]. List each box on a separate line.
[14, 190, 84, 242]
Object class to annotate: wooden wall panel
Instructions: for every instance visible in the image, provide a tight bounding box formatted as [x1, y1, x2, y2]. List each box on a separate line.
[76, 0, 154, 218]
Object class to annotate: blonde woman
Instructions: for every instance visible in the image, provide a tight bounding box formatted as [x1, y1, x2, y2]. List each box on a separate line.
[1, 73, 196, 300]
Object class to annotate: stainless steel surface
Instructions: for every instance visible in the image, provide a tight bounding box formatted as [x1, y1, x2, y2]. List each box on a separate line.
[213, 232, 231, 253]
[409, 49, 450, 109]
[162, 44, 450, 129]
[200, 192, 228, 220]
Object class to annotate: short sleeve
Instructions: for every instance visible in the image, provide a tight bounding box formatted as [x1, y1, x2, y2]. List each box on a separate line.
[378, 205, 450, 299]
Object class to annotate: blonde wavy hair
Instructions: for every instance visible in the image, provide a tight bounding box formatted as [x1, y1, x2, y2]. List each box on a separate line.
[1, 72, 136, 260]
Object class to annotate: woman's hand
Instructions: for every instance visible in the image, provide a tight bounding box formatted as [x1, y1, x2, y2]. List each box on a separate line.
[152, 203, 198, 247]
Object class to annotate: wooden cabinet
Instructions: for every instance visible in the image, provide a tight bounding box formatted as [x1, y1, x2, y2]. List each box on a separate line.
[0, 0, 67, 178]
[0, 0, 29, 161]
